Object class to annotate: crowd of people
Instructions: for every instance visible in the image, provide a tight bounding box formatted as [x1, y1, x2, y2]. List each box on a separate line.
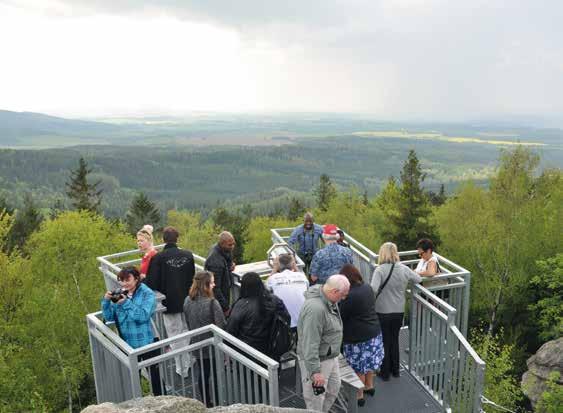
[101, 212, 444, 411]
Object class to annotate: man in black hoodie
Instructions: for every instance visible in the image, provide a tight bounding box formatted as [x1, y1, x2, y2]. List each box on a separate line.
[146, 226, 195, 376]
[204, 231, 235, 315]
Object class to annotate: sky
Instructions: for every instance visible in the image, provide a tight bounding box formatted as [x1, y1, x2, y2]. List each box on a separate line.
[1, 0, 562, 124]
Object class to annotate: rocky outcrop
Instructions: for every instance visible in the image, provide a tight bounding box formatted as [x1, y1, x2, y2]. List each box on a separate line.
[81, 397, 315, 413]
[521, 337, 563, 408]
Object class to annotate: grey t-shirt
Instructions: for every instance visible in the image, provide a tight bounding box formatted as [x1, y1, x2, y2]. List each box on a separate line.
[371, 263, 422, 314]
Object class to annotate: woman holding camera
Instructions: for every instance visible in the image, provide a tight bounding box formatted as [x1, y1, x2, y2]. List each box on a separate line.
[101, 267, 163, 395]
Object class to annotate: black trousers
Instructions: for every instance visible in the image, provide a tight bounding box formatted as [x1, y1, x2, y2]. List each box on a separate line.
[197, 357, 216, 407]
[377, 312, 404, 378]
[139, 348, 165, 396]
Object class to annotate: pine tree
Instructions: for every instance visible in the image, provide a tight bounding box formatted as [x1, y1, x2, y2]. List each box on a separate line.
[314, 174, 337, 211]
[0, 195, 14, 216]
[65, 157, 102, 213]
[287, 197, 305, 221]
[6, 193, 43, 253]
[428, 183, 447, 206]
[125, 192, 161, 235]
[378, 150, 436, 250]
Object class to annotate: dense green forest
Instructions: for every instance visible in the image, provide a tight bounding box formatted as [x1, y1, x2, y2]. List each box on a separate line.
[0, 145, 561, 412]
[1, 133, 561, 218]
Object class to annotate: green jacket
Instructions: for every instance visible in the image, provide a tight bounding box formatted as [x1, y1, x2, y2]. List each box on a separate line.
[297, 284, 343, 376]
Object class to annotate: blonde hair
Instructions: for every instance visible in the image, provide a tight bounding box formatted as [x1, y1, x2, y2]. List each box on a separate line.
[378, 242, 400, 264]
[137, 224, 154, 243]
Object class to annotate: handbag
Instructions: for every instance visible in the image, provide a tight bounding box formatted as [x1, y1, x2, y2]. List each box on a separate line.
[376, 263, 395, 300]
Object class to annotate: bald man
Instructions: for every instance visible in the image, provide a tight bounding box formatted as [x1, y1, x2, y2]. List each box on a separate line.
[204, 231, 236, 313]
[297, 274, 350, 412]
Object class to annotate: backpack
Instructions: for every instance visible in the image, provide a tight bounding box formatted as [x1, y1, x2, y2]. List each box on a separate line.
[267, 296, 293, 362]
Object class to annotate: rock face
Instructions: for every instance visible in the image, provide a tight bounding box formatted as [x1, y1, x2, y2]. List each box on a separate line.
[81, 396, 206, 413]
[521, 337, 563, 408]
[81, 397, 315, 413]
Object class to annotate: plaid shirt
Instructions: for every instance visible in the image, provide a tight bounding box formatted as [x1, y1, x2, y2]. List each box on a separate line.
[101, 282, 156, 348]
[310, 243, 353, 284]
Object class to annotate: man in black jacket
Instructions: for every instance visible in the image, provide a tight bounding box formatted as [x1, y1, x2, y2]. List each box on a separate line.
[204, 231, 235, 314]
[146, 226, 195, 377]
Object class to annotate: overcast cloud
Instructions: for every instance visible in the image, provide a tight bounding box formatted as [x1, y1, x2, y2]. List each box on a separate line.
[1, 0, 562, 124]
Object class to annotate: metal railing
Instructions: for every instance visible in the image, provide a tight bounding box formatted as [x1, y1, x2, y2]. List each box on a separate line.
[92, 228, 484, 412]
[408, 284, 485, 412]
[87, 311, 280, 406]
[270, 227, 483, 412]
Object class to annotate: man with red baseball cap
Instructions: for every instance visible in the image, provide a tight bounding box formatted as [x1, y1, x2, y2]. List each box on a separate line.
[309, 224, 353, 284]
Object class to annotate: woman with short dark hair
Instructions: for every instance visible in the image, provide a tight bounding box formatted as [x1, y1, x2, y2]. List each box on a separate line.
[339, 264, 383, 406]
[101, 267, 163, 395]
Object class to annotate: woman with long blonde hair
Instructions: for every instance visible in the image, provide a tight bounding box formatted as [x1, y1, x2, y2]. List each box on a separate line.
[371, 242, 421, 381]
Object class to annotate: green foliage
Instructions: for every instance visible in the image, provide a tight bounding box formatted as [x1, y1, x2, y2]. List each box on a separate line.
[314, 174, 337, 212]
[315, 188, 384, 248]
[166, 209, 217, 257]
[436, 146, 562, 342]
[471, 328, 524, 412]
[529, 254, 563, 341]
[0, 211, 131, 412]
[244, 216, 297, 263]
[377, 150, 437, 249]
[535, 371, 563, 413]
[125, 192, 161, 235]
[66, 157, 102, 213]
[5, 193, 43, 254]
[287, 197, 306, 221]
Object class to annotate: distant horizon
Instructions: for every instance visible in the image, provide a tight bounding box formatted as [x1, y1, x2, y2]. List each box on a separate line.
[2, 107, 562, 130]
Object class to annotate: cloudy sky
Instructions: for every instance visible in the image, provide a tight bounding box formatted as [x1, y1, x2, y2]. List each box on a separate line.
[1, 0, 562, 124]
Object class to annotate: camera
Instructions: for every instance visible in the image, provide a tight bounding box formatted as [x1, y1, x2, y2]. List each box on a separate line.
[110, 288, 128, 303]
[312, 383, 325, 396]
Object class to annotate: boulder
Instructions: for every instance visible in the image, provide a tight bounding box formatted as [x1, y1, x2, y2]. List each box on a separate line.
[81, 396, 206, 413]
[521, 337, 563, 408]
[81, 397, 316, 413]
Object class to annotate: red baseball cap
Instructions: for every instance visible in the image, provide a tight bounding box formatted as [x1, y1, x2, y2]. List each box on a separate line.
[323, 224, 339, 236]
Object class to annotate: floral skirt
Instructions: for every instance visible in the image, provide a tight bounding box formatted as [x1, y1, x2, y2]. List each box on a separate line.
[343, 334, 384, 374]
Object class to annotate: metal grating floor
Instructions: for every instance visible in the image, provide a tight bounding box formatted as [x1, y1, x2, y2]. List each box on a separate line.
[278, 327, 443, 413]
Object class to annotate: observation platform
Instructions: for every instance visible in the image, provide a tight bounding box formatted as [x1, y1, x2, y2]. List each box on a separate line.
[89, 227, 485, 413]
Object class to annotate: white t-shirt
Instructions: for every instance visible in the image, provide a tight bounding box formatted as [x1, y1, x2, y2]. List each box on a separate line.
[416, 254, 447, 287]
[415, 254, 439, 273]
[266, 269, 309, 328]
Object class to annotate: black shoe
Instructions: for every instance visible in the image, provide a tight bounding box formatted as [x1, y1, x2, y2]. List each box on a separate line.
[358, 398, 366, 407]
[380, 375, 390, 382]
[392, 371, 400, 378]
[364, 388, 375, 397]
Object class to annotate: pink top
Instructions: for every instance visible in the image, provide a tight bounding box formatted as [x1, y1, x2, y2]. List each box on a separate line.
[140, 248, 157, 276]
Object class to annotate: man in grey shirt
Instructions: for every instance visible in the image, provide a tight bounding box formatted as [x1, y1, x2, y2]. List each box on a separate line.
[371, 242, 421, 380]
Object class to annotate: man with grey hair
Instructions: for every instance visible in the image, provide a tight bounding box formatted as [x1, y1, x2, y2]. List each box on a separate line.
[297, 274, 350, 412]
[287, 212, 323, 273]
[309, 224, 353, 284]
[267, 254, 309, 329]
[204, 231, 236, 314]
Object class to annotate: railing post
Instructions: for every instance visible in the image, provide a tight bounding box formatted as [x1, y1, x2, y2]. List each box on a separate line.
[462, 272, 471, 337]
[128, 353, 142, 399]
[268, 364, 279, 406]
[408, 289, 416, 373]
[473, 362, 485, 413]
[443, 311, 457, 411]
[214, 335, 227, 406]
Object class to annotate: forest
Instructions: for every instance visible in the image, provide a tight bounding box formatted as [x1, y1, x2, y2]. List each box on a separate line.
[0, 145, 561, 412]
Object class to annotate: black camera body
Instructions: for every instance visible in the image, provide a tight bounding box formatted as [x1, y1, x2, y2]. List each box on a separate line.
[110, 288, 128, 303]
[312, 383, 325, 396]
